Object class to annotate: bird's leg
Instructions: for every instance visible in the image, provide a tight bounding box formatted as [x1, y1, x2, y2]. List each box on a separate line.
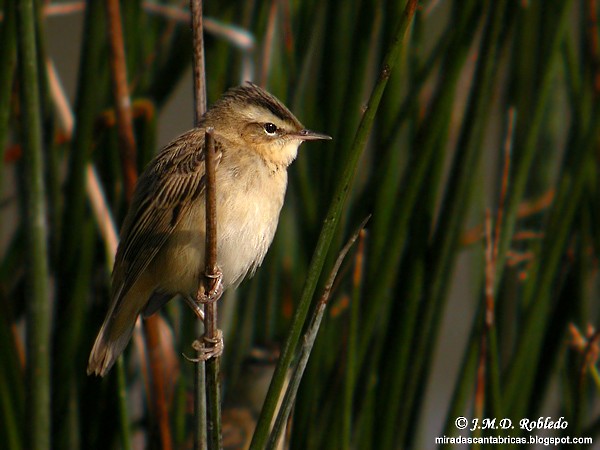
[182, 268, 224, 362]
[198, 267, 224, 304]
[183, 295, 205, 320]
[183, 329, 224, 362]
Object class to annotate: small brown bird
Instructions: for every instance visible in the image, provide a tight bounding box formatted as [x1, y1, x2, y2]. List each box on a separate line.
[88, 83, 331, 376]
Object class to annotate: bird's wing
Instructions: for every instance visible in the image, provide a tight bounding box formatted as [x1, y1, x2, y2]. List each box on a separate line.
[111, 128, 223, 310]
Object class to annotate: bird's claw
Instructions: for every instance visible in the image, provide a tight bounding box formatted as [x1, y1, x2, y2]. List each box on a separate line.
[183, 329, 224, 362]
[199, 268, 223, 304]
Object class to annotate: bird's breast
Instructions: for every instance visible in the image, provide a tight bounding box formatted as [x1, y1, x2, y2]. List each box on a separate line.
[216, 159, 288, 287]
[153, 155, 288, 295]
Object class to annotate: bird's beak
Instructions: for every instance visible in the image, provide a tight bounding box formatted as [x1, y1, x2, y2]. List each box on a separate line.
[295, 129, 332, 141]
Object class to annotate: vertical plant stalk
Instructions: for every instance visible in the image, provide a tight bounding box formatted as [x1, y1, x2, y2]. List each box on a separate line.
[143, 318, 173, 450]
[585, 0, 600, 96]
[259, 0, 278, 88]
[0, 5, 20, 445]
[474, 109, 515, 431]
[484, 108, 516, 424]
[106, 0, 137, 199]
[475, 210, 494, 423]
[190, 1, 222, 449]
[343, 229, 366, 449]
[16, 0, 51, 449]
[115, 358, 133, 450]
[203, 131, 218, 339]
[190, 0, 206, 123]
[202, 128, 222, 449]
[191, 0, 207, 444]
[249, 1, 418, 448]
[0, 0, 16, 194]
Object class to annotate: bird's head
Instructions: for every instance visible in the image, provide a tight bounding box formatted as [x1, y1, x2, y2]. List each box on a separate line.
[204, 82, 331, 168]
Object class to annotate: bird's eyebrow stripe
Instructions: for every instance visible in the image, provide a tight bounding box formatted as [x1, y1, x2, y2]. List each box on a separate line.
[251, 95, 291, 123]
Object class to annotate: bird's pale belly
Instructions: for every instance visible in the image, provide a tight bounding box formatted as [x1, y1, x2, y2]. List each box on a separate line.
[149, 172, 286, 296]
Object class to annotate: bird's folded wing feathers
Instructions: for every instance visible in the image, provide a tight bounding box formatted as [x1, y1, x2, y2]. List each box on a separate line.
[111, 129, 223, 312]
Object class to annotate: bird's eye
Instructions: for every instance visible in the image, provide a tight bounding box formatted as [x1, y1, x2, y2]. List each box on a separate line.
[263, 123, 278, 135]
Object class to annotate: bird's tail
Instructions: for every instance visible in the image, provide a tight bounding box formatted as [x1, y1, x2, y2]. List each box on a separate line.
[87, 283, 151, 377]
[87, 319, 135, 377]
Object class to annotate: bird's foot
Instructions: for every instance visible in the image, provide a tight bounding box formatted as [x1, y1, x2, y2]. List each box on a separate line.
[183, 329, 224, 362]
[199, 268, 223, 304]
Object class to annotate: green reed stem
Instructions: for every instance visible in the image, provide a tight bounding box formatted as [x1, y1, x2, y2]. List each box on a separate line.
[17, 0, 51, 448]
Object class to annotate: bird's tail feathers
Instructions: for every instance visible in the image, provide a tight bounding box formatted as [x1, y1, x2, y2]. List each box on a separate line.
[87, 319, 136, 376]
[87, 282, 151, 376]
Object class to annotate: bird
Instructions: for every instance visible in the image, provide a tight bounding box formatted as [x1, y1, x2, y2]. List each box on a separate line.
[87, 82, 331, 376]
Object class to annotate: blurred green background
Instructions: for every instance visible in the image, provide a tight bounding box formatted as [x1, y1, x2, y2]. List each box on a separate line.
[1, 0, 599, 449]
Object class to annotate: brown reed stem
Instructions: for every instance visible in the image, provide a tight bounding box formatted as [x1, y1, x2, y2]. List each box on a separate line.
[105, 0, 137, 199]
[190, 1, 222, 448]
